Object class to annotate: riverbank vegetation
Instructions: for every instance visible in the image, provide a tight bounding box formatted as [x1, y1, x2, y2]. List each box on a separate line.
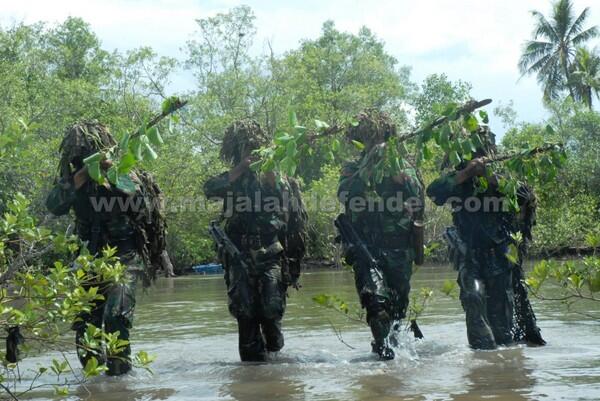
[1, 0, 600, 392]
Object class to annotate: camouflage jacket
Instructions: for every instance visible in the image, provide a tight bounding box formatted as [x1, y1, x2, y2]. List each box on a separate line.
[426, 171, 535, 249]
[46, 177, 139, 257]
[204, 171, 290, 241]
[337, 159, 423, 246]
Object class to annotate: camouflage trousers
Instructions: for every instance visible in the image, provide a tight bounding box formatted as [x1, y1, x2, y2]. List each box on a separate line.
[224, 243, 287, 362]
[72, 254, 141, 375]
[456, 244, 514, 349]
[352, 248, 414, 348]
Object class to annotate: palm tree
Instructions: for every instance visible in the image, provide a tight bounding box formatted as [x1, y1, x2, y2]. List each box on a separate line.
[569, 47, 600, 109]
[519, 0, 598, 102]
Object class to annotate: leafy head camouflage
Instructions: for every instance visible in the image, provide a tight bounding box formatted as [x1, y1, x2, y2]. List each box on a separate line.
[473, 125, 497, 158]
[347, 109, 396, 146]
[220, 119, 269, 164]
[59, 120, 116, 177]
[440, 125, 498, 170]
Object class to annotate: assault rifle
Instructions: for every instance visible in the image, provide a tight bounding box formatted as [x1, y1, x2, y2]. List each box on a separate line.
[335, 213, 424, 339]
[208, 221, 253, 319]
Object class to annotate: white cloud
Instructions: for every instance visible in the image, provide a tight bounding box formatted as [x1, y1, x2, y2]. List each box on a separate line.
[2, 0, 599, 133]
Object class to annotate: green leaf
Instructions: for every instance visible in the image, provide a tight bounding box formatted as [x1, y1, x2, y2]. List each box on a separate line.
[119, 133, 130, 150]
[288, 111, 298, 128]
[449, 151, 461, 166]
[479, 110, 489, 124]
[87, 161, 102, 182]
[147, 127, 163, 146]
[352, 140, 365, 150]
[471, 133, 484, 150]
[143, 143, 158, 160]
[505, 243, 519, 264]
[130, 137, 143, 160]
[274, 132, 292, 145]
[118, 152, 137, 174]
[286, 141, 297, 158]
[116, 174, 137, 194]
[106, 166, 119, 185]
[83, 152, 102, 165]
[314, 119, 330, 129]
[464, 114, 479, 131]
[331, 138, 340, 152]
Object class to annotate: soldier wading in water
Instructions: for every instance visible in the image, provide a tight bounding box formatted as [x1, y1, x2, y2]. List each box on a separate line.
[427, 126, 546, 350]
[204, 119, 307, 362]
[337, 109, 424, 360]
[46, 121, 167, 375]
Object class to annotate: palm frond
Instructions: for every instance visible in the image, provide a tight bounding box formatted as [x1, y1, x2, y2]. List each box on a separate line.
[526, 53, 555, 75]
[519, 41, 554, 74]
[571, 26, 599, 45]
[552, 0, 574, 39]
[531, 11, 559, 42]
[566, 7, 592, 39]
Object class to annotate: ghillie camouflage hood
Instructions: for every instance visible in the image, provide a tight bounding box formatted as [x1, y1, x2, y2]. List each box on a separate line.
[473, 125, 497, 158]
[441, 125, 498, 170]
[59, 120, 116, 177]
[346, 109, 396, 146]
[220, 119, 269, 165]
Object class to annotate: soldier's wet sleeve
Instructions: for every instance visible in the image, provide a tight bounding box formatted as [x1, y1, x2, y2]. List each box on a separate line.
[45, 178, 76, 216]
[426, 172, 461, 206]
[203, 172, 231, 199]
[337, 162, 366, 203]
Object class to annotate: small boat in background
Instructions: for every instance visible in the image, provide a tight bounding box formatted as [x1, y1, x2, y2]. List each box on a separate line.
[191, 263, 224, 275]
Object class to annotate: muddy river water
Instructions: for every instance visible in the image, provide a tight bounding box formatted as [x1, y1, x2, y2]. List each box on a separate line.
[14, 266, 600, 401]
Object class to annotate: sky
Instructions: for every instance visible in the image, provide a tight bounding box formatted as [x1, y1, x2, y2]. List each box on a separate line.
[2, 0, 600, 135]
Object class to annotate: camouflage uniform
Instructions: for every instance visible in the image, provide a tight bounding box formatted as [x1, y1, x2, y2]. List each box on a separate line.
[46, 122, 143, 376]
[205, 172, 297, 361]
[204, 119, 303, 362]
[338, 161, 422, 359]
[427, 171, 537, 349]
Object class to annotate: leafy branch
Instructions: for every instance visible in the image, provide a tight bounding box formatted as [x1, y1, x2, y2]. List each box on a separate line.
[251, 111, 343, 176]
[83, 96, 187, 193]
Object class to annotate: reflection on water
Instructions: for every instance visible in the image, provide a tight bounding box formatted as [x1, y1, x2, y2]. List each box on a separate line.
[12, 267, 600, 401]
[452, 348, 533, 401]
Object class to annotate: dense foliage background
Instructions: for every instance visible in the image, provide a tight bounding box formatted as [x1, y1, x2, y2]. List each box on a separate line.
[1, 4, 599, 271]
